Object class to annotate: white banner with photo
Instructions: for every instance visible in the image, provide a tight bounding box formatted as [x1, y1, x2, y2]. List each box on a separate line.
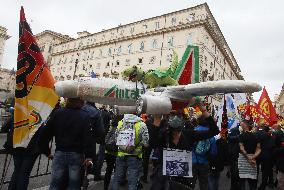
[163, 148, 192, 177]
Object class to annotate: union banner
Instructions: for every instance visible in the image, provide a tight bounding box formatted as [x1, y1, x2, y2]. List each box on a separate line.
[13, 7, 59, 148]
[257, 87, 278, 126]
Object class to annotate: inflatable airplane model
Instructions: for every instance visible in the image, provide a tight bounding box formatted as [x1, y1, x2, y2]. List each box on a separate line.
[54, 46, 262, 114]
[55, 78, 261, 115]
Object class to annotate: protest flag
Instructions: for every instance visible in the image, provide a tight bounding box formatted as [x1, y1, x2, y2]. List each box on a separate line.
[13, 7, 59, 147]
[257, 87, 278, 126]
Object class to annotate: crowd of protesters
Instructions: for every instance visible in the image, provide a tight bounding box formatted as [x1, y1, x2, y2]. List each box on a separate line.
[1, 98, 284, 190]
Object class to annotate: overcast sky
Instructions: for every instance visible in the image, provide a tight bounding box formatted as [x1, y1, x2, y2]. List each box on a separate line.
[0, 0, 283, 101]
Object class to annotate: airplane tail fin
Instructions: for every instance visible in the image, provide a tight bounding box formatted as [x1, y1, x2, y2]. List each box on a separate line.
[172, 45, 199, 85]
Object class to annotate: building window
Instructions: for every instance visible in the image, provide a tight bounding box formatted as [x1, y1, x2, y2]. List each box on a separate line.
[171, 17, 176, 25]
[96, 63, 101, 69]
[108, 48, 112, 56]
[116, 60, 120, 67]
[152, 39, 158, 49]
[128, 44, 133, 53]
[130, 27, 135, 34]
[168, 36, 174, 47]
[48, 46, 52, 53]
[117, 46, 122, 54]
[149, 56, 156, 64]
[155, 22, 160, 30]
[187, 34, 192, 45]
[125, 59, 130, 66]
[138, 58, 143, 64]
[210, 62, 213, 70]
[106, 62, 110, 68]
[99, 49, 103, 57]
[78, 41, 83, 48]
[140, 41, 144, 51]
[40, 45, 45, 52]
[186, 13, 195, 22]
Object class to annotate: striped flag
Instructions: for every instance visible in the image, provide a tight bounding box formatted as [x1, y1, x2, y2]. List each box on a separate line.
[172, 45, 199, 84]
[13, 7, 59, 148]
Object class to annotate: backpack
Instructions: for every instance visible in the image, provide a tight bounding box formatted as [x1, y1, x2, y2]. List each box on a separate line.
[194, 139, 211, 155]
[105, 126, 118, 153]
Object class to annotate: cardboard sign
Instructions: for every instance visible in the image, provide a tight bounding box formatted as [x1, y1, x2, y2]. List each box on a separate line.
[116, 129, 135, 146]
[163, 148, 192, 177]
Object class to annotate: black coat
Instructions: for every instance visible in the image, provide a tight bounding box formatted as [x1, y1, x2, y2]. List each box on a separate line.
[41, 107, 94, 158]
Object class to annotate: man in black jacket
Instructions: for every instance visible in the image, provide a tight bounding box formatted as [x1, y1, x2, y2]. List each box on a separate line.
[272, 124, 284, 189]
[42, 98, 94, 190]
[227, 125, 241, 190]
[254, 124, 275, 190]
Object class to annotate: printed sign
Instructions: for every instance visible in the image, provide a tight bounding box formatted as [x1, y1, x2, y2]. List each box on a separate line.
[163, 148, 192, 177]
[116, 129, 135, 146]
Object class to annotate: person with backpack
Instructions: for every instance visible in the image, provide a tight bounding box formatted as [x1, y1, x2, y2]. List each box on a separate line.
[150, 104, 219, 190]
[192, 115, 217, 190]
[111, 114, 149, 190]
[104, 114, 123, 190]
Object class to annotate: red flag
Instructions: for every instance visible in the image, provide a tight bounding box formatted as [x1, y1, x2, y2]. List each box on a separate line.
[257, 87, 278, 126]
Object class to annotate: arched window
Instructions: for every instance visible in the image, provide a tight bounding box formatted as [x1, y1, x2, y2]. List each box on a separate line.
[152, 39, 158, 49]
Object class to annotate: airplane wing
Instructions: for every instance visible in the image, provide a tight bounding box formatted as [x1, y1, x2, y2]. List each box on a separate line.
[137, 80, 261, 114]
[162, 80, 262, 101]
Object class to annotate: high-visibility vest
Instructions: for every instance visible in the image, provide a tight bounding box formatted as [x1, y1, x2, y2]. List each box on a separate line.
[117, 120, 143, 158]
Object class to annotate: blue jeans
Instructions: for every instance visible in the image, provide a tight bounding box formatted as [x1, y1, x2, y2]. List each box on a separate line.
[111, 156, 142, 190]
[208, 172, 220, 190]
[8, 153, 38, 190]
[49, 151, 83, 190]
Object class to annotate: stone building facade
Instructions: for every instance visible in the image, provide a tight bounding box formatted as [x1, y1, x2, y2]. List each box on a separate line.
[0, 26, 10, 67]
[35, 3, 243, 84]
[275, 84, 284, 117]
[0, 68, 15, 102]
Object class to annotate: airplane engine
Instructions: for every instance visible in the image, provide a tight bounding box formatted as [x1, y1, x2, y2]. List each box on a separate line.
[136, 95, 172, 115]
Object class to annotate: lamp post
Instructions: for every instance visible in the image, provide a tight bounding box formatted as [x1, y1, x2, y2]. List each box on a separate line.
[73, 58, 78, 80]
[73, 52, 80, 80]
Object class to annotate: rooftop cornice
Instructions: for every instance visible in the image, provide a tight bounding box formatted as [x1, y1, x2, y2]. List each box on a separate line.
[203, 4, 241, 72]
[54, 3, 208, 45]
[51, 19, 207, 56]
[0, 33, 11, 40]
[35, 30, 73, 41]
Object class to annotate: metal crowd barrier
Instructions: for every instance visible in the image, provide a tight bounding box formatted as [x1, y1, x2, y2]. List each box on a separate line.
[0, 143, 53, 190]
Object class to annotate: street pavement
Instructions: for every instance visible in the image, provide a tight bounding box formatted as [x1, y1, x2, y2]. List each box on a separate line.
[0, 134, 276, 190]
